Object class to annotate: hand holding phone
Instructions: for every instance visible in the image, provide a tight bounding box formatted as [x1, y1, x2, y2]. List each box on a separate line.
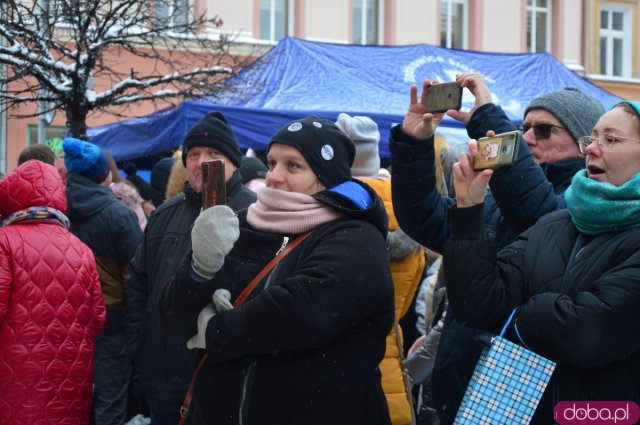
[424, 82, 463, 113]
[202, 160, 226, 209]
[473, 131, 521, 171]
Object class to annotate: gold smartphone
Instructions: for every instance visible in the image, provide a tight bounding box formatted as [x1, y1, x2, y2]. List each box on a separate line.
[473, 130, 521, 171]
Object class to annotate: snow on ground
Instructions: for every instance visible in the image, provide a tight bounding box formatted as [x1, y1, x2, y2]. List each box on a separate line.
[124, 414, 151, 425]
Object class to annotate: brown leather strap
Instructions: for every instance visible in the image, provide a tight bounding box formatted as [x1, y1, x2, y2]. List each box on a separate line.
[233, 231, 311, 307]
[179, 353, 208, 424]
[179, 231, 312, 423]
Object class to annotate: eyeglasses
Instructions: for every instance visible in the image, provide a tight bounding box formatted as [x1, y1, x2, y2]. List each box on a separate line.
[578, 133, 640, 154]
[518, 123, 566, 140]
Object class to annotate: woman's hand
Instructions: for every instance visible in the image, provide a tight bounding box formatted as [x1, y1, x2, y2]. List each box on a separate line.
[402, 79, 445, 141]
[448, 72, 493, 125]
[453, 140, 493, 208]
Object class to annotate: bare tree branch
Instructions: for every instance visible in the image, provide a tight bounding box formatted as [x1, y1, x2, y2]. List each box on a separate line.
[0, 0, 262, 138]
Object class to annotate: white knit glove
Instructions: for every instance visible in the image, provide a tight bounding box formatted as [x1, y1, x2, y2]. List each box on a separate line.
[191, 205, 240, 280]
[187, 289, 234, 350]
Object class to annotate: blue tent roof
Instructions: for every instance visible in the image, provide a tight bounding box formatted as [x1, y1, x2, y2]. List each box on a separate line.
[88, 37, 621, 163]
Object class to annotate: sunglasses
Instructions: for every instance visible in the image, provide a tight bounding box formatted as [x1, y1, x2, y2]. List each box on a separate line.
[518, 123, 566, 140]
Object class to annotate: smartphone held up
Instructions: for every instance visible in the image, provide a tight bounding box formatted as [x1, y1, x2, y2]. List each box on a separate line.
[473, 130, 521, 171]
[424, 82, 463, 113]
[202, 160, 226, 209]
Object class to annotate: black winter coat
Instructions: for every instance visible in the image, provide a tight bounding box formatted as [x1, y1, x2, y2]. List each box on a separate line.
[66, 173, 142, 310]
[160, 181, 395, 425]
[127, 171, 256, 412]
[445, 205, 640, 424]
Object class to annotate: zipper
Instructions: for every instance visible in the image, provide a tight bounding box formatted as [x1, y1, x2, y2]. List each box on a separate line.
[238, 236, 288, 424]
[274, 236, 289, 256]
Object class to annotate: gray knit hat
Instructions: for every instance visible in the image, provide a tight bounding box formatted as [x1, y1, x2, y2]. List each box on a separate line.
[524, 87, 605, 143]
[335, 113, 381, 178]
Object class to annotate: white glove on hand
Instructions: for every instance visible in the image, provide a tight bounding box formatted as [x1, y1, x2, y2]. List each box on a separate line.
[187, 289, 233, 350]
[191, 205, 240, 280]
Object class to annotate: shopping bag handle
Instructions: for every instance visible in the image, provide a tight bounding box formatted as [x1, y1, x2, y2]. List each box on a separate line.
[499, 307, 519, 337]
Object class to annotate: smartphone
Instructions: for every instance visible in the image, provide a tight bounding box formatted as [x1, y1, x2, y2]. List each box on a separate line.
[424, 82, 463, 113]
[201, 160, 226, 209]
[473, 130, 521, 171]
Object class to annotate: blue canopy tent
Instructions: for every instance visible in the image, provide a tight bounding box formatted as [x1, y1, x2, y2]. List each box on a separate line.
[87, 37, 621, 165]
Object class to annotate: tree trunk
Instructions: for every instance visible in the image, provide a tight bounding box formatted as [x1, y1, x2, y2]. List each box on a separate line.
[66, 107, 88, 140]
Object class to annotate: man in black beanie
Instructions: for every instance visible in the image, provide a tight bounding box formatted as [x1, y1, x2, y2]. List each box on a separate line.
[127, 111, 256, 425]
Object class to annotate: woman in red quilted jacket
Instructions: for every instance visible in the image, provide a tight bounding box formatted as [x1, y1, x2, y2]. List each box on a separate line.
[0, 160, 106, 424]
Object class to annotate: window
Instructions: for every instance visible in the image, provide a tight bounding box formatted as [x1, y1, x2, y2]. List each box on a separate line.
[155, 0, 190, 30]
[600, 6, 631, 77]
[353, 0, 379, 45]
[260, 0, 288, 42]
[28, 125, 68, 155]
[440, 0, 467, 49]
[49, 0, 74, 25]
[527, 0, 550, 52]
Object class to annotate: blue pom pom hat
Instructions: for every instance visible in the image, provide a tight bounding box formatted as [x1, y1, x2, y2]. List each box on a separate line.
[62, 137, 111, 183]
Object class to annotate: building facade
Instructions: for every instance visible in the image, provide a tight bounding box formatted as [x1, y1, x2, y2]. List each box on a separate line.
[1, 0, 639, 173]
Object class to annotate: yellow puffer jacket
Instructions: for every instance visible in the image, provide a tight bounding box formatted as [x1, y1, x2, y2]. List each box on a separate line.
[361, 177, 425, 425]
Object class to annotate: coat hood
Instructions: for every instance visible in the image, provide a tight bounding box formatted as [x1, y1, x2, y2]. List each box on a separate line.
[65, 172, 117, 220]
[0, 160, 67, 217]
[313, 178, 389, 237]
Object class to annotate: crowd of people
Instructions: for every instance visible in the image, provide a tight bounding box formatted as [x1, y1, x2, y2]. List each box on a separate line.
[1, 72, 638, 425]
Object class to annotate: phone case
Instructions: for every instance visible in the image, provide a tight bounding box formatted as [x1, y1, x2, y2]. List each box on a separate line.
[202, 160, 226, 209]
[473, 131, 520, 171]
[425, 82, 463, 113]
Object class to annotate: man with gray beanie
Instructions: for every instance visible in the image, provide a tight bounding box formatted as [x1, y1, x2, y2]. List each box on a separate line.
[389, 73, 605, 425]
[127, 111, 256, 425]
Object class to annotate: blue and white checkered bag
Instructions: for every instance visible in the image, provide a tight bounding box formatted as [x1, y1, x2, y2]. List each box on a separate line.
[454, 309, 556, 425]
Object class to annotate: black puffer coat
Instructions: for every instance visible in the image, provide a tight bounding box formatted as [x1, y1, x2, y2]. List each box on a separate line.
[160, 181, 395, 425]
[127, 171, 256, 412]
[444, 205, 640, 424]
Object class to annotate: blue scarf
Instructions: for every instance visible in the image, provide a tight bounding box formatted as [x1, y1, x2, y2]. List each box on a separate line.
[564, 170, 640, 235]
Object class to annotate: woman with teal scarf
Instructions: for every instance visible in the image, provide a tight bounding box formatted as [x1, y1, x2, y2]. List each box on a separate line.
[442, 100, 640, 424]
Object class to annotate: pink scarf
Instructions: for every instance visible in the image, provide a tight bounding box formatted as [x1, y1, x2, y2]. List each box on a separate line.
[247, 187, 343, 234]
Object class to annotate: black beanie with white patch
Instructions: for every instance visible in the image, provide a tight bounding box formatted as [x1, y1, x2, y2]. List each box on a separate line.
[268, 116, 355, 189]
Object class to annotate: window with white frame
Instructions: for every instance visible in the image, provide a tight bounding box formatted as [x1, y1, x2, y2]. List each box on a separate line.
[527, 0, 551, 53]
[440, 0, 467, 49]
[48, 0, 73, 25]
[600, 5, 631, 77]
[353, 0, 380, 45]
[155, 0, 190, 30]
[260, 0, 289, 43]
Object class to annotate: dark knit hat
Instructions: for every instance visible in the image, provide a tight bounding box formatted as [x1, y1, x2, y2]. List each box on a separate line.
[268, 116, 355, 189]
[62, 137, 111, 183]
[181, 112, 242, 167]
[524, 87, 605, 143]
[238, 156, 267, 184]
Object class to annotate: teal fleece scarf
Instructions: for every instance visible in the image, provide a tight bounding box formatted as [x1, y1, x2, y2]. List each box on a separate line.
[565, 170, 640, 235]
